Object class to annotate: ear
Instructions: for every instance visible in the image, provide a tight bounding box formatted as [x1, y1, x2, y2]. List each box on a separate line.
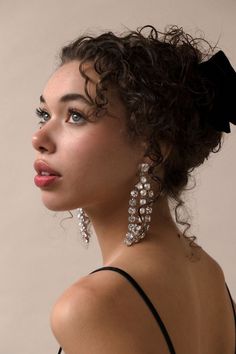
[140, 140, 172, 164]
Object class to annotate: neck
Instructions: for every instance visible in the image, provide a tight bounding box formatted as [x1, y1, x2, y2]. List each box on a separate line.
[84, 195, 180, 264]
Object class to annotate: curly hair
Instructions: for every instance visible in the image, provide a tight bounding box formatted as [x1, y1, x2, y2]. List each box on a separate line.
[59, 25, 224, 254]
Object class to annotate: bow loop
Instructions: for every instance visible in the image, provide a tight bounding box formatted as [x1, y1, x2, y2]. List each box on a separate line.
[199, 50, 236, 133]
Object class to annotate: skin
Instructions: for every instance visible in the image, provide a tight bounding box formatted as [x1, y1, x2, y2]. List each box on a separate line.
[32, 61, 236, 354]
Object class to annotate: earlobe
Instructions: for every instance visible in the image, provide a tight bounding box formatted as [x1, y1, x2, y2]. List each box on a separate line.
[139, 139, 150, 155]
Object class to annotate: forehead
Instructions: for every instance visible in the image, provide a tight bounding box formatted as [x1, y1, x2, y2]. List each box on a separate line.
[41, 60, 130, 128]
[43, 61, 98, 99]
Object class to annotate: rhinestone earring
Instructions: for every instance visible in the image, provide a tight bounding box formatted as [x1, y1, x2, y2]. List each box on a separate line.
[124, 163, 154, 246]
[77, 208, 91, 246]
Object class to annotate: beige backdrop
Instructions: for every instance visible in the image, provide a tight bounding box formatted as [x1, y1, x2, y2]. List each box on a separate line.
[0, 0, 235, 353]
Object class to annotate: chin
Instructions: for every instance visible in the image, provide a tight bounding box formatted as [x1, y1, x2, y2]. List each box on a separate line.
[41, 196, 75, 212]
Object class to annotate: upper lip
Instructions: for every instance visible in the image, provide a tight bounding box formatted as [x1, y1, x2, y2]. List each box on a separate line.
[34, 160, 61, 176]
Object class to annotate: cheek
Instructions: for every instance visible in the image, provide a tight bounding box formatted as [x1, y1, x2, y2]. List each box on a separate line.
[64, 129, 139, 188]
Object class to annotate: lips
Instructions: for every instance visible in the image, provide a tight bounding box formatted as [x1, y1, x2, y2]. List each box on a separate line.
[34, 160, 61, 177]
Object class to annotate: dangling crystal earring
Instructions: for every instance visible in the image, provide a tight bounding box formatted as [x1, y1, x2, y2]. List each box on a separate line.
[124, 163, 155, 246]
[77, 208, 91, 246]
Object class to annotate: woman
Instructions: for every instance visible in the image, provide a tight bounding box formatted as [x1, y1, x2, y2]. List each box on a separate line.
[32, 25, 236, 354]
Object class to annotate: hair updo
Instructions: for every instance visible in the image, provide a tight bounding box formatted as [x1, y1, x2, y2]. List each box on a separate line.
[59, 25, 224, 250]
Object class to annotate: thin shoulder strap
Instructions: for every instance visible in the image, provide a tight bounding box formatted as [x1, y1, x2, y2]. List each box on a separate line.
[225, 282, 236, 325]
[225, 282, 236, 353]
[225, 283, 236, 354]
[90, 266, 176, 354]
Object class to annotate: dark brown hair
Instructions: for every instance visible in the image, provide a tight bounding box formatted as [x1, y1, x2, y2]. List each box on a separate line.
[59, 25, 224, 252]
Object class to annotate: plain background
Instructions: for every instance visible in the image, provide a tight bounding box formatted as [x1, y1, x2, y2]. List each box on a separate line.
[0, 1, 235, 353]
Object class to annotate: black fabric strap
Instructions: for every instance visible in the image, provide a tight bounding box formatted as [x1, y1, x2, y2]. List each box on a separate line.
[225, 282, 236, 354]
[225, 282, 236, 325]
[90, 266, 176, 354]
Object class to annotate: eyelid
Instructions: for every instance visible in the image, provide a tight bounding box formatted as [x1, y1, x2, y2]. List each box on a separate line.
[67, 108, 87, 123]
[35, 107, 50, 115]
[35, 107, 50, 126]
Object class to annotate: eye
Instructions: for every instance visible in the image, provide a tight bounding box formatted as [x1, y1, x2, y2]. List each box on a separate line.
[67, 109, 86, 124]
[35, 108, 50, 125]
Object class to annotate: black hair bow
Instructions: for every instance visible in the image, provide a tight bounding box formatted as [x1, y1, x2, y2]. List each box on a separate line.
[199, 50, 236, 133]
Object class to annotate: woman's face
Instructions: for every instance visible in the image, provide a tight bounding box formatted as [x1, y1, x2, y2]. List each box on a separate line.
[32, 61, 146, 212]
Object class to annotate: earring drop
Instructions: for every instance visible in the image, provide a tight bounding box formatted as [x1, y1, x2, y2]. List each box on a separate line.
[124, 163, 154, 246]
[77, 208, 91, 246]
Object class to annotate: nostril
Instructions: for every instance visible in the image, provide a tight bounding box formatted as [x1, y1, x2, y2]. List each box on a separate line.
[39, 146, 48, 153]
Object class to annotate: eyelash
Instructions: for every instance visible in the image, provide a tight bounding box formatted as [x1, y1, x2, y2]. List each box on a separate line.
[35, 107, 86, 126]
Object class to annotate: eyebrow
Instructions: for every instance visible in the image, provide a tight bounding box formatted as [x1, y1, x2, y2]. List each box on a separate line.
[39, 93, 93, 106]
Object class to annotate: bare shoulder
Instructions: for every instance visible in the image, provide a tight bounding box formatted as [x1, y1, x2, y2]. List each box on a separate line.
[50, 270, 145, 354]
[208, 252, 224, 273]
[200, 247, 236, 305]
[198, 246, 226, 280]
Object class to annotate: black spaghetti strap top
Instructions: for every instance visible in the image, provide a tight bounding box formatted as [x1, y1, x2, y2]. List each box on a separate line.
[57, 266, 236, 354]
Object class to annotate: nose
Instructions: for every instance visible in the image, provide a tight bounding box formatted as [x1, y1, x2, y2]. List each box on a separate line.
[32, 125, 56, 154]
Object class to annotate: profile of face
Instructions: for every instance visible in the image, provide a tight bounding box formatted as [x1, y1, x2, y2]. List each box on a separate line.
[32, 61, 147, 212]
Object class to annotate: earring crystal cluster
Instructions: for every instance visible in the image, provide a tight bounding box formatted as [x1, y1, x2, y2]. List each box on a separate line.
[124, 163, 154, 246]
[76, 163, 154, 247]
[77, 208, 91, 245]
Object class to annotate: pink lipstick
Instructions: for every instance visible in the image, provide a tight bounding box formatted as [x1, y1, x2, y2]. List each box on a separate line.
[34, 175, 60, 187]
[34, 160, 61, 188]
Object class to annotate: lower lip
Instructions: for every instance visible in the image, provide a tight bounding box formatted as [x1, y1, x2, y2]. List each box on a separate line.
[34, 175, 61, 187]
